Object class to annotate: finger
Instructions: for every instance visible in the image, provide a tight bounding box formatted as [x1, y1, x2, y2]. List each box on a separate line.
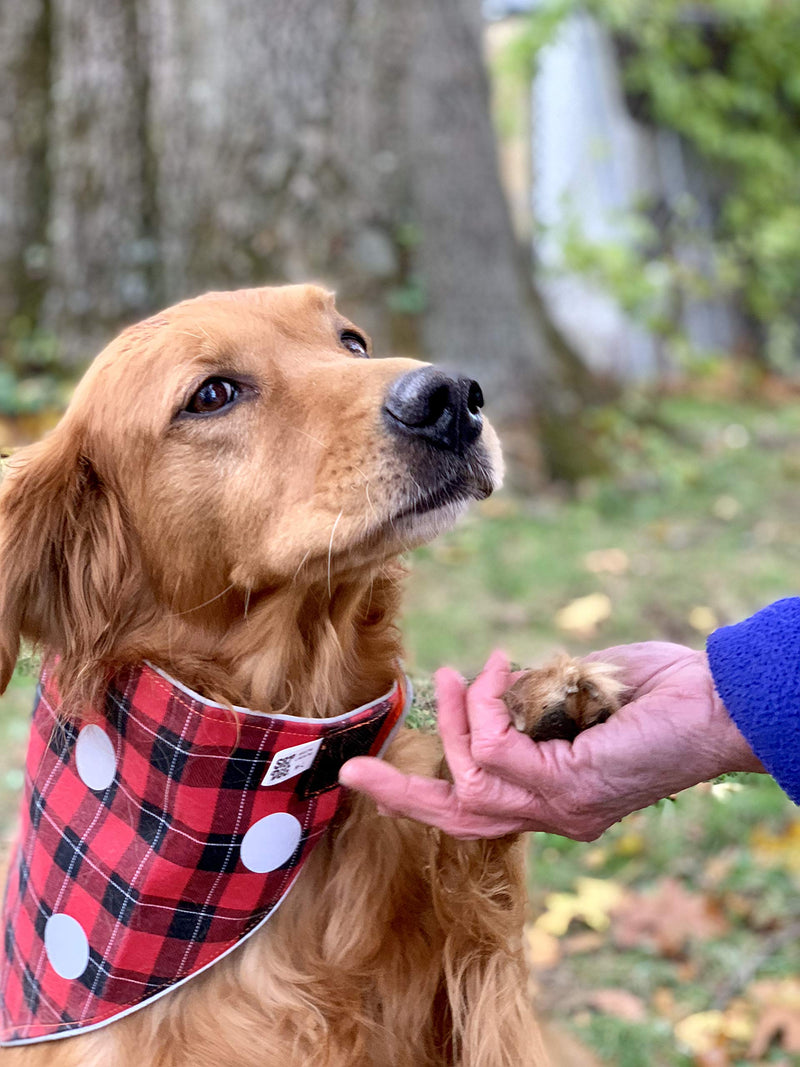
[339, 756, 527, 838]
[460, 651, 561, 789]
[435, 667, 532, 815]
[463, 649, 515, 751]
[434, 665, 561, 818]
[434, 666, 480, 786]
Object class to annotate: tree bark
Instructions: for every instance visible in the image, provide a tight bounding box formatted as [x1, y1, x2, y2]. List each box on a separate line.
[0, 0, 597, 479]
[0, 0, 50, 327]
[44, 0, 154, 361]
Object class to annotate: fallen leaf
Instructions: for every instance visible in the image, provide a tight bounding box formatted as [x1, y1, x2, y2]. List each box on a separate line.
[688, 605, 719, 635]
[750, 821, 800, 873]
[694, 1048, 732, 1067]
[585, 988, 646, 1022]
[712, 495, 741, 521]
[652, 986, 679, 1022]
[583, 548, 629, 575]
[524, 924, 561, 969]
[702, 854, 734, 888]
[709, 781, 743, 802]
[612, 878, 728, 958]
[721, 424, 750, 449]
[582, 846, 608, 869]
[675, 1008, 752, 1056]
[719, 892, 753, 922]
[676, 960, 700, 983]
[612, 831, 645, 858]
[535, 877, 624, 937]
[748, 977, 800, 1009]
[675, 1011, 728, 1055]
[563, 932, 605, 956]
[555, 593, 612, 638]
[748, 1005, 800, 1058]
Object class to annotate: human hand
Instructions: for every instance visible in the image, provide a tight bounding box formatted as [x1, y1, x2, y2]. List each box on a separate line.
[339, 644, 764, 841]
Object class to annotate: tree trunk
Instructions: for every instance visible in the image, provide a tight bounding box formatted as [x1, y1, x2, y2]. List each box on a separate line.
[0, 0, 598, 480]
[44, 0, 155, 361]
[0, 0, 50, 327]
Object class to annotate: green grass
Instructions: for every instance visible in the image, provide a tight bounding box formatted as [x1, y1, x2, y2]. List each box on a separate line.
[0, 657, 37, 841]
[527, 775, 798, 1064]
[403, 393, 800, 673]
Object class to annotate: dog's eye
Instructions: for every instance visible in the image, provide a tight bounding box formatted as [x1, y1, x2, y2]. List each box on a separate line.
[340, 330, 368, 358]
[185, 378, 238, 415]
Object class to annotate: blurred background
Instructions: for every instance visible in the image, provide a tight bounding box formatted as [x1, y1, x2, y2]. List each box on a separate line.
[1, 1, 799, 1062]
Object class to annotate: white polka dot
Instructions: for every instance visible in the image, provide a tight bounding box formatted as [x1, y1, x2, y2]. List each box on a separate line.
[240, 812, 302, 874]
[44, 914, 90, 980]
[75, 724, 117, 791]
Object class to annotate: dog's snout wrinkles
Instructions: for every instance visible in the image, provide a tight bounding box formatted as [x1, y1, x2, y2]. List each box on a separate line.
[383, 367, 484, 453]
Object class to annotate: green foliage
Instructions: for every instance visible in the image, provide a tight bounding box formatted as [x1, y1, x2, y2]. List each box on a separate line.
[0, 315, 68, 416]
[522, 0, 800, 369]
[386, 275, 428, 316]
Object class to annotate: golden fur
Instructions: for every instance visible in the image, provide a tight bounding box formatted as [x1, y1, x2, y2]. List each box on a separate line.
[0, 286, 546, 1066]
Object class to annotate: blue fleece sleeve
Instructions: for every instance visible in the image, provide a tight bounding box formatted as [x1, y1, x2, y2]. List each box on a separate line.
[706, 598, 800, 804]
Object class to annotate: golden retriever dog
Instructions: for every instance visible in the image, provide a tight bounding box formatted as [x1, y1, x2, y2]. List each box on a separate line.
[0, 285, 615, 1067]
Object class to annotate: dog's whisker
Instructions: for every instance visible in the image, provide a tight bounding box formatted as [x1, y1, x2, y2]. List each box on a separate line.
[362, 479, 378, 523]
[291, 548, 313, 585]
[274, 416, 326, 449]
[168, 583, 236, 617]
[327, 510, 344, 599]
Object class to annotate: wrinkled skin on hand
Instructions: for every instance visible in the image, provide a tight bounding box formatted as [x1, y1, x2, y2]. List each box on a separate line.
[339, 644, 764, 841]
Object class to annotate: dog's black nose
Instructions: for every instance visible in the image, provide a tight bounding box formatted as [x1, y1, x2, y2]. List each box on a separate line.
[383, 367, 484, 453]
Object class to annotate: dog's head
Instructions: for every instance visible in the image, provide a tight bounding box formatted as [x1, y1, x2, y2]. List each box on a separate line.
[0, 285, 501, 695]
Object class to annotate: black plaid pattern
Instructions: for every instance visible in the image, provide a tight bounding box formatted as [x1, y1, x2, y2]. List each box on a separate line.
[101, 874, 140, 925]
[53, 826, 89, 876]
[166, 901, 215, 943]
[137, 799, 172, 852]
[151, 717, 193, 780]
[29, 786, 45, 832]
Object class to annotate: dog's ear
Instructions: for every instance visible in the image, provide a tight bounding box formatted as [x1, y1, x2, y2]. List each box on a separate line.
[0, 430, 140, 701]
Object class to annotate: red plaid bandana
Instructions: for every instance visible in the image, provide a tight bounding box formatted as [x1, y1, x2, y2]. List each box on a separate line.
[0, 662, 409, 1046]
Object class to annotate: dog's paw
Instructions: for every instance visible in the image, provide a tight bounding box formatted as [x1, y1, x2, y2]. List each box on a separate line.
[503, 655, 625, 741]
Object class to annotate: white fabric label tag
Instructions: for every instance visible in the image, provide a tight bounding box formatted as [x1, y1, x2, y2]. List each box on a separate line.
[262, 738, 323, 786]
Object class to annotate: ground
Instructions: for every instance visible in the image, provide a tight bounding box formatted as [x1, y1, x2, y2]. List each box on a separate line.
[2, 390, 799, 1065]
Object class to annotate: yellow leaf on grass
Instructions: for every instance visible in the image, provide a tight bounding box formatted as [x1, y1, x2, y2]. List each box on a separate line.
[750, 822, 800, 873]
[652, 986, 679, 1022]
[613, 831, 645, 857]
[555, 593, 612, 638]
[675, 1009, 752, 1055]
[583, 548, 629, 575]
[535, 877, 624, 937]
[710, 781, 743, 802]
[688, 605, 719, 635]
[524, 924, 561, 969]
[712, 495, 741, 521]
